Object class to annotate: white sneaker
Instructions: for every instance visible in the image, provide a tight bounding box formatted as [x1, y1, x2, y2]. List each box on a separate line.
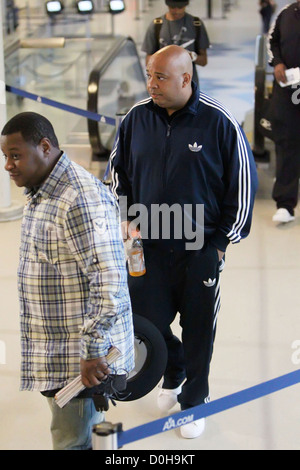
[272, 208, 295, 223]
[180, 418, 205, 439]
[157, 385, 182, 412]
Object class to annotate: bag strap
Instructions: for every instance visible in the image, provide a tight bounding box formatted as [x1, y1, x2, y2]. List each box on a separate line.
[154, 17, 163, 50]
[193, 17, 202, 54]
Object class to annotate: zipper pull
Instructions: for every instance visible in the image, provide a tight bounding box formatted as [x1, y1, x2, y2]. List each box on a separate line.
[167, 125, 171, 137]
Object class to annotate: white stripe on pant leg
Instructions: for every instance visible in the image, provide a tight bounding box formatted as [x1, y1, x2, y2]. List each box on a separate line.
[213, 278, 221, 330]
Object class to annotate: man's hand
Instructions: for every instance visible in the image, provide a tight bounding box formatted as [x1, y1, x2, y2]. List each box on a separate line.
[80, 357, 111, 388]
[121, 220, 141, 241]
[193, 49, 208, 67]
[188, 51, 198, 62]
[188, 50, 208, 66]
[274, 63, 287, 84]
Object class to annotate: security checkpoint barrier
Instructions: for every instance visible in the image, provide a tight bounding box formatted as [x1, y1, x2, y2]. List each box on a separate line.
[92, 368, 300, 450]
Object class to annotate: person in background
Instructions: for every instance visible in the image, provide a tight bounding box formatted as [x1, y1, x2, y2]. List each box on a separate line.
[110, 45, 258, 439]
[1, 112, 134, 450]
[141, 0, 210, 84]
[259, 0, 276, 34]
[268, 1, 300, 223]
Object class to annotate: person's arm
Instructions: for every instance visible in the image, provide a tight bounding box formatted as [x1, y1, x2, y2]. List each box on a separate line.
[110, 120, 134, 231]
[193, 18, 210, 67]
[63, 190, 131, 387]
[142, 21, 159, 67]
[268, 10, 286, 82]
[209, 122, 258, 253]
[189, 49, 207, 67]
[110, 123, 140, 241]
[274, 63, 287, 84]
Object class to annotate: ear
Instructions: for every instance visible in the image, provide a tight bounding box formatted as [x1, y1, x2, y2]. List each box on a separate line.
[40, 137, 51, 155]
[182, 72, 192, 88]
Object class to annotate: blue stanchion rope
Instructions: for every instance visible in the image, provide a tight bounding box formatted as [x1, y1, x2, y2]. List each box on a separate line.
[6, 84, 125, 184]
[6, 85, 116, 126]
[117, 369, 300, 447]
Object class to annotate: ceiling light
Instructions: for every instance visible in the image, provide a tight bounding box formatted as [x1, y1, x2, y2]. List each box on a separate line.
[76, 0, 94, 14]
[45, 1, 64, 15]
[109, 0, 125, 14]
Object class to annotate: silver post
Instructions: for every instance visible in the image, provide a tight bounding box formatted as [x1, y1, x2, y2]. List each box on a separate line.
[92, 422, 122, 450]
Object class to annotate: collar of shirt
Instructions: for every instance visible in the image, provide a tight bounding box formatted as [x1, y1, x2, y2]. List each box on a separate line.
[24, 151, 70, 200]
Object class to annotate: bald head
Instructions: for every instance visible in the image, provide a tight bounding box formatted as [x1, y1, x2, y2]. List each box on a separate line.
[149, 45, 194, 77]
[146, 45, 193, 115]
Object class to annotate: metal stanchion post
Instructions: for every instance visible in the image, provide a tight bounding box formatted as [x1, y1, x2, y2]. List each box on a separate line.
[135, 0, 140, 20]
[207, 0, 212, 18]
[252, 35, 270, 164]
[0, 4, 23, 222]
[115, 112, 125, 129]
[111, 14, 115, 36]
[92, 422, 122, 450]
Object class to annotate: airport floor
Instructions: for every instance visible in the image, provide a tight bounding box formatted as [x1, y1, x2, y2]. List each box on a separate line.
[1, 0, 300, 451]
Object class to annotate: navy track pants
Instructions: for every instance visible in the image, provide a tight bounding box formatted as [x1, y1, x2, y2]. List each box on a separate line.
[128, 242, 223, 410]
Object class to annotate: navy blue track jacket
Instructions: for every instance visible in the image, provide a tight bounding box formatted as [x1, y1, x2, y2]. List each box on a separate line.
[110, 84, 258, 252]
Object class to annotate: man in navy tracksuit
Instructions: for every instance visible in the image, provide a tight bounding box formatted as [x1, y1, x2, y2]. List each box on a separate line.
[110, 45, 258, 439]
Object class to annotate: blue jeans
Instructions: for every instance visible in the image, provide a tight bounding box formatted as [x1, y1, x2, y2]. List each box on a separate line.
[46, 397, 104, 450]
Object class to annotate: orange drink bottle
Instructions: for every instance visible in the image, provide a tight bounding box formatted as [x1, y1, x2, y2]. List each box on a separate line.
[127, 237, 146, 277]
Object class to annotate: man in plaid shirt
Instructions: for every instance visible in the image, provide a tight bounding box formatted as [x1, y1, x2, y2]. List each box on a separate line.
[1, 112, 134, 450]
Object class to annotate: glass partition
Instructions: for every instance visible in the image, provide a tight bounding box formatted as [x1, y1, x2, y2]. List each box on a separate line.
[5, 35, 147, 164]
[5, 36, 117, 146]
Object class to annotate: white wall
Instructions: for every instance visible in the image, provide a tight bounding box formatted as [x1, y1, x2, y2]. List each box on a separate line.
[15, 0, 42, 8]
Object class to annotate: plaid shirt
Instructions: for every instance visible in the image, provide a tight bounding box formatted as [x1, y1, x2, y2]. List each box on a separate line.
[19, 153, 134, 392]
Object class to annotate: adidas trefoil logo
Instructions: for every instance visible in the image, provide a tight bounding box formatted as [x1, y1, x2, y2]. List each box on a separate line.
[189, 142, 203, 152]
[203, 278, 216, 287]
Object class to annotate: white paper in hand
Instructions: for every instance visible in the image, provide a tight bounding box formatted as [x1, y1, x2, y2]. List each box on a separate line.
[280, 67, 300, 87]
[54, 347, 121, 408]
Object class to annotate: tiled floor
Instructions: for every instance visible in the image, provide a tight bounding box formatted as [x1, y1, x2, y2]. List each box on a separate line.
[1, 0, 300, 450]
